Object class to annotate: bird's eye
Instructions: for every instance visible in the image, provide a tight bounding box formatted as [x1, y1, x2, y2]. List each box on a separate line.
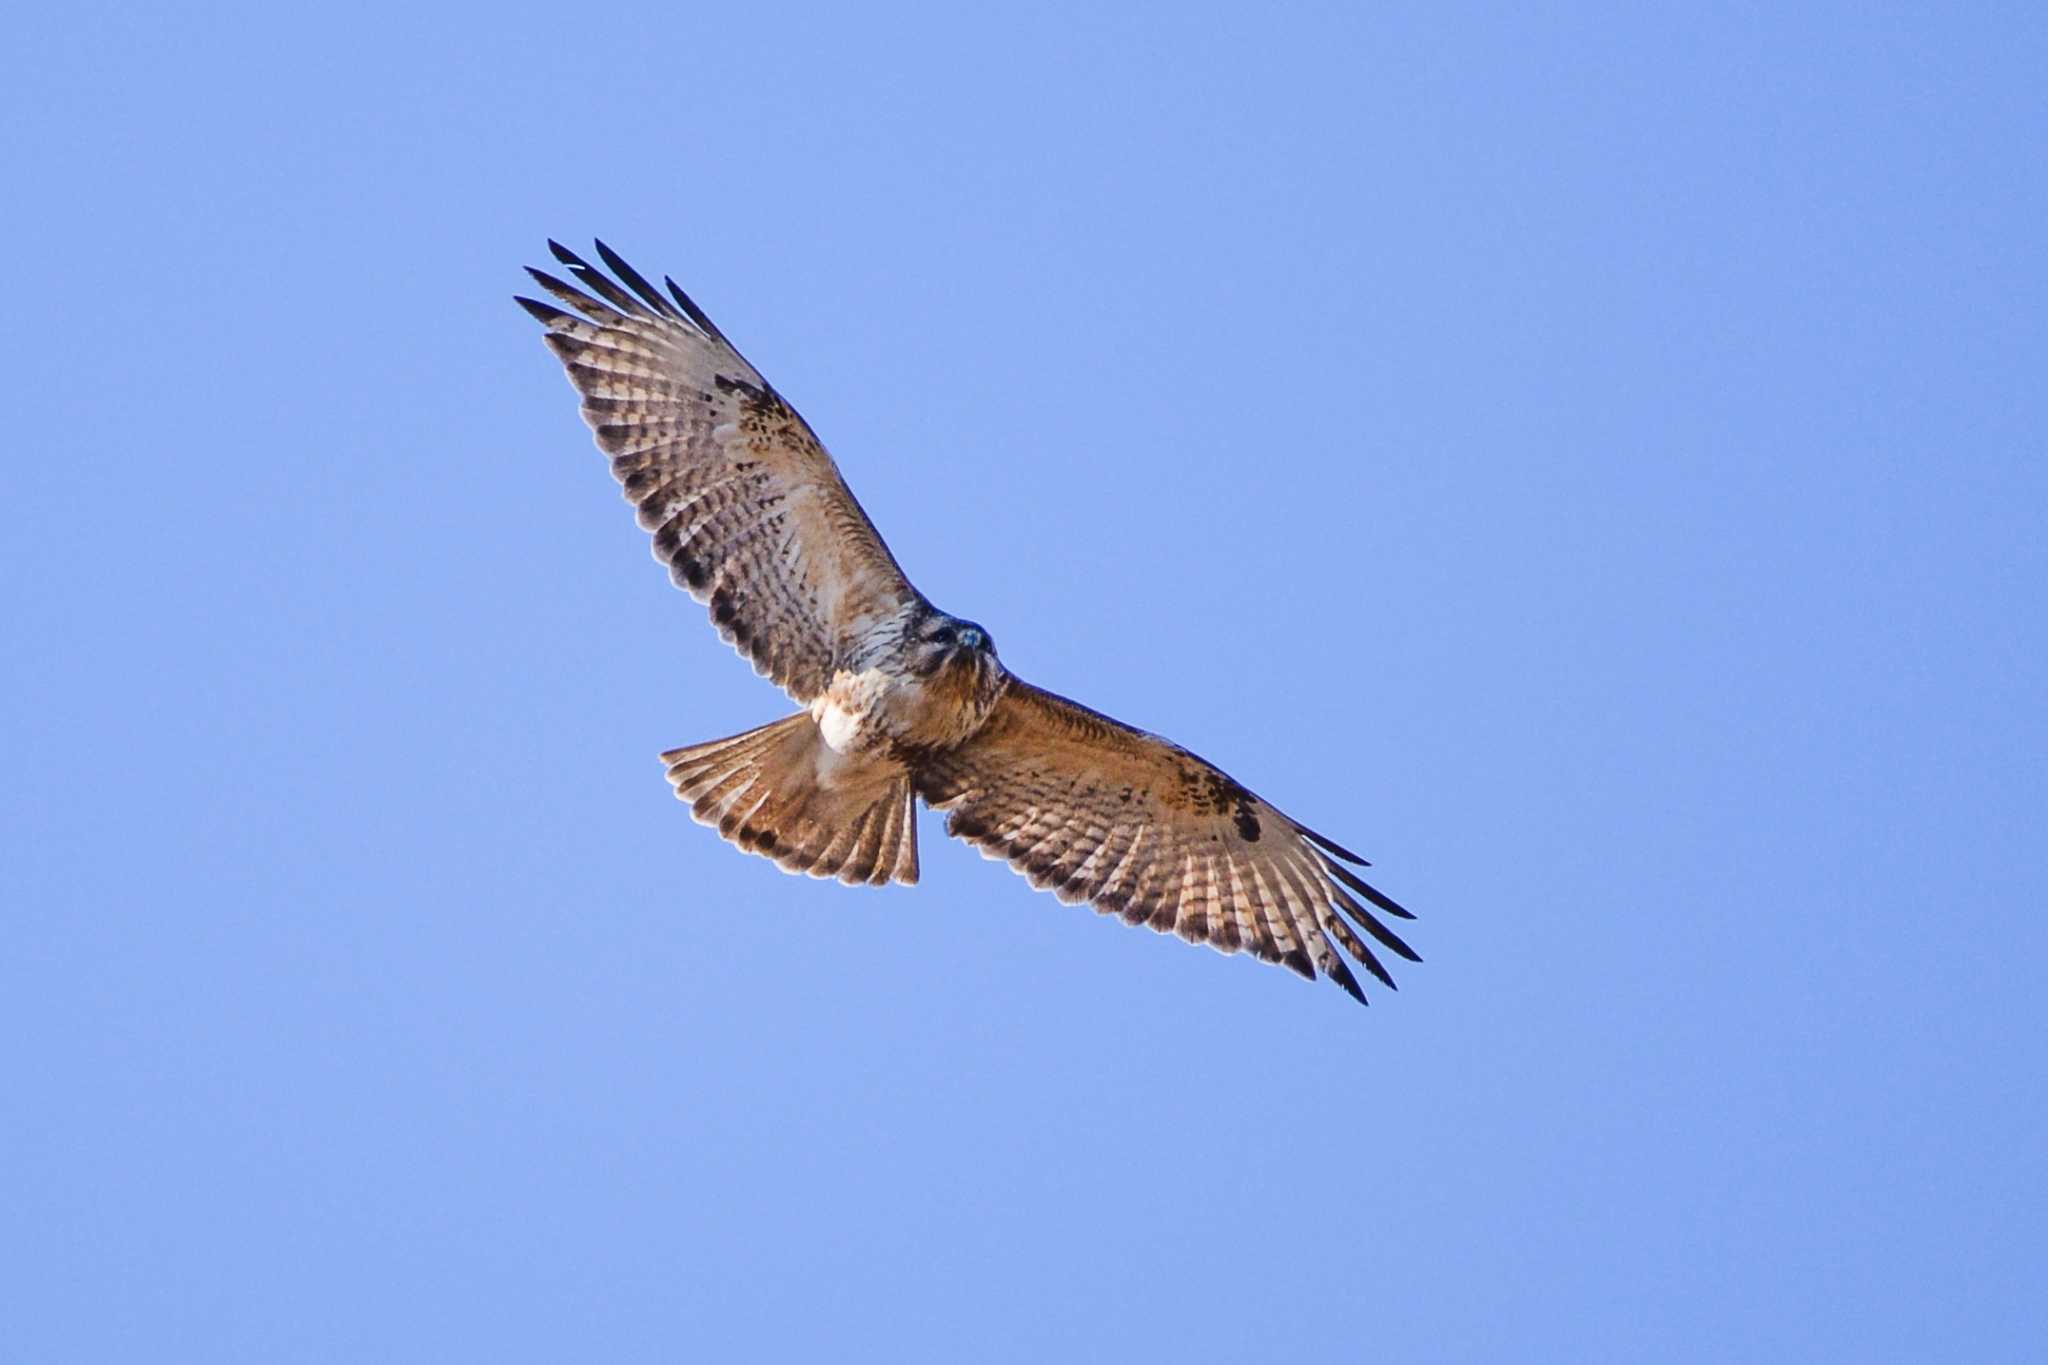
[929, 625, 955, 646]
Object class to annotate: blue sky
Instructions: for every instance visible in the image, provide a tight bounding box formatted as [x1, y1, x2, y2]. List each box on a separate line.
[5, 4, 2044, 1361]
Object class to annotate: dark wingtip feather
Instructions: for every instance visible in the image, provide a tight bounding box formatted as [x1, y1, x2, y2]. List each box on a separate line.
[523, 266, 620, 324]
[514, 295, 569, 325]
[1326, 956, 1370, 1006]
[547, 238, 586, 269]
[593, 239, 680, 320]
[1317, 907, 1399, 994]
[1297, 823, 1370, 866]
[1356, 939, 1400, 990]
[1331, 886, 1423, 964]
[564, 246, 653, 319]
[1322, 855, 1417, 919]
[664, 274, 728, 342]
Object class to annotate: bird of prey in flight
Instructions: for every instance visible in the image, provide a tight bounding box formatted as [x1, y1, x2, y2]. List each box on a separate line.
[517, 241, 1419, 1005]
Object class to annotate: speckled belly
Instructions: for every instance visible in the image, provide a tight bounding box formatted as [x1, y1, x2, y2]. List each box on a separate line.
[811, 667, 910, 755]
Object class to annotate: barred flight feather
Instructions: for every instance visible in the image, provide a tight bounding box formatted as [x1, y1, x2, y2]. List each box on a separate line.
[916, 681, 1420, 1003]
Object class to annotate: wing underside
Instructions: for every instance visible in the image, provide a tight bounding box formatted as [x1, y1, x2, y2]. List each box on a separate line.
[915, 681, 1418, 1004]
[518, 241, 921, 703]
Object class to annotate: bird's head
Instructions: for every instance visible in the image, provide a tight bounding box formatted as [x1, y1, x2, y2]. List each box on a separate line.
[911, 612, 999, 679]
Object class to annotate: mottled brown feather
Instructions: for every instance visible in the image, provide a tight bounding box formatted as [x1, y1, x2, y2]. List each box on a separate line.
[519, 244, 920, 704]
[915, 681, 1416, 1002]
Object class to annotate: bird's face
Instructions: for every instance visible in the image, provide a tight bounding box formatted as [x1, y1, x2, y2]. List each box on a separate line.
[911, 613, 999, 679]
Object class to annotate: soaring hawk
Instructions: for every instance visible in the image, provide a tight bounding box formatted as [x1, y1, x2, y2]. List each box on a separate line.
[517, 241, 1420, 1005]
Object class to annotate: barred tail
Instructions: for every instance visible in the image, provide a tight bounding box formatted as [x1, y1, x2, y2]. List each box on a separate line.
[659, 714, 919, 886]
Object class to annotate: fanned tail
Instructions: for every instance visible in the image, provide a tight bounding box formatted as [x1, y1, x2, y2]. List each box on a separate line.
[660, 715, 919, 886]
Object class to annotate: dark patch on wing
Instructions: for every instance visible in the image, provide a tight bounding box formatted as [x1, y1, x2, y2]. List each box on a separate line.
[714, 373, 767, 402]
[1175, 760, 1263, 842]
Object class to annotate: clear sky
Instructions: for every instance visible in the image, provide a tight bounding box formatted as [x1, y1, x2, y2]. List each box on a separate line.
[5, 4, 2044, 1361]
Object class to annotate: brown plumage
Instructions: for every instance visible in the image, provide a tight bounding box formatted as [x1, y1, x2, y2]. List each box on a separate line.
[518, 240, 1419, 1005]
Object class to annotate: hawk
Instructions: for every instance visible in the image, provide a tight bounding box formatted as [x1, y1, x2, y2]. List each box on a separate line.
[518, 241, 1419, 1005]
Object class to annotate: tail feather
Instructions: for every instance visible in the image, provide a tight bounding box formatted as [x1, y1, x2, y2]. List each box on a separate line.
[659, 714, 919, 886]
[847, 799, 892, 884]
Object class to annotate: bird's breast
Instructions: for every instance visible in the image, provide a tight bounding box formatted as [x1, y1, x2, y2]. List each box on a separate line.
[811, 659, 1003, 757]
[811, 667, 895, 755]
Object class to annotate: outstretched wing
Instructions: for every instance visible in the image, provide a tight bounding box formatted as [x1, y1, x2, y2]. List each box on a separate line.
[518, 240, 920, 703]
[915, 681, 1419, 1005]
